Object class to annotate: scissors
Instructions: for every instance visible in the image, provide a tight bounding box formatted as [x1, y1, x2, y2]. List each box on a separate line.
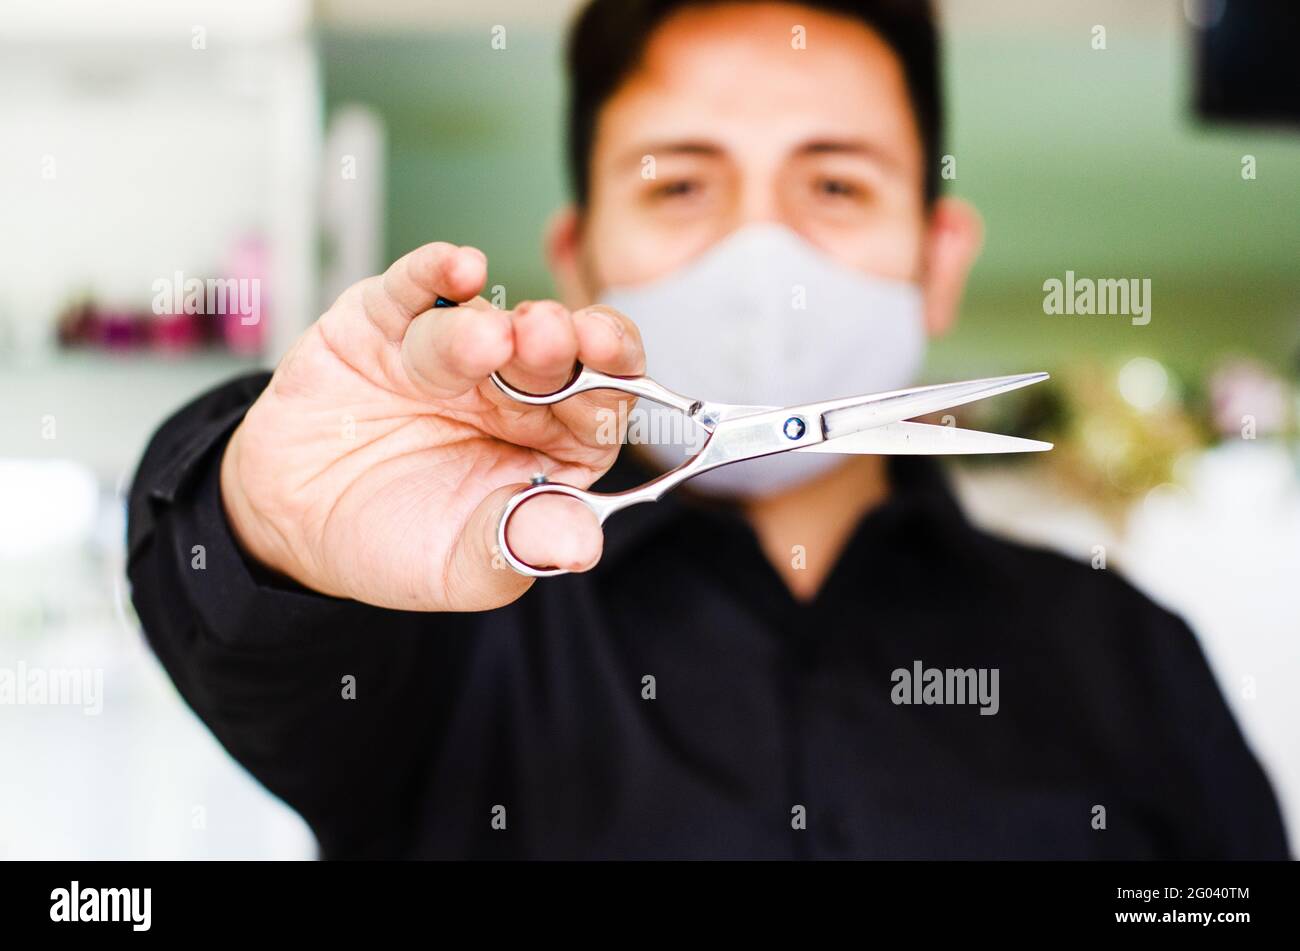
[486, 359, 1051, 577]
[436, 288, 1051, 577]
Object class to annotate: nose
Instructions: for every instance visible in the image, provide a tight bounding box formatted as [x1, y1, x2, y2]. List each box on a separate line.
[728, 159, 786, 233]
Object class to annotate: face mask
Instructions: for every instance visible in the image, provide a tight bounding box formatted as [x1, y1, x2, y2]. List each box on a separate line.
[598, 222, 927, 498]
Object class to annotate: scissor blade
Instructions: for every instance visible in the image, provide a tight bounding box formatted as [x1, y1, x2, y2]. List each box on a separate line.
[798, 421, 1052, 455]
[817, 372, 1049, 440]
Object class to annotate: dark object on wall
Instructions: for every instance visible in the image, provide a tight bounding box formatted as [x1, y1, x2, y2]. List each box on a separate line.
[1193, 0, 1300, 126]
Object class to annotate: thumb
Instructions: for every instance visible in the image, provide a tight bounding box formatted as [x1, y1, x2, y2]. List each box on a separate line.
[447, 484, 604, 608]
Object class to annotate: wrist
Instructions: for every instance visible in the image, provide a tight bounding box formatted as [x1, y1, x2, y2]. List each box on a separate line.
[219, 423, 290, 579]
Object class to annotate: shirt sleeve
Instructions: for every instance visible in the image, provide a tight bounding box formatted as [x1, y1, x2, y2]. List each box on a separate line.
[1143, 603, 1291, 859]
[126, 373, 479, 857]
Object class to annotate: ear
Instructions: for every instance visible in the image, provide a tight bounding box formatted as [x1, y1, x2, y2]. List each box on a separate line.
[544, 205, 593, 308]
[919, 197, 983, 338]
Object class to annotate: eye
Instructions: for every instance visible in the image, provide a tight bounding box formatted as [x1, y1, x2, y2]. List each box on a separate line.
[650, 179, 702, 200]
[814, 176, 864, 199]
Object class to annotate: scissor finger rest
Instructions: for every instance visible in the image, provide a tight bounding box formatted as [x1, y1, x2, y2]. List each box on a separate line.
[491, 364, 702, 415]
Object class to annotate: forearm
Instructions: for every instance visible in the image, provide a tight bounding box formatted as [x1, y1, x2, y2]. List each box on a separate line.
[127, 374, 471, 855]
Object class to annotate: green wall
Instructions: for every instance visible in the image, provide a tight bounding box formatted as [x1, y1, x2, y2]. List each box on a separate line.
[320, 19, 1300, 380]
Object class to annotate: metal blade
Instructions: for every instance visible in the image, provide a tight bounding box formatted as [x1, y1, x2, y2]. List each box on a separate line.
[692, 372, 1050, 473]
[805, 372, 1048, 440]
[798, 421, 1052, 455]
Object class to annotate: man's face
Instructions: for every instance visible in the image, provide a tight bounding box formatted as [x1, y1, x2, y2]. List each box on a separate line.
[573, 2, 930, 293]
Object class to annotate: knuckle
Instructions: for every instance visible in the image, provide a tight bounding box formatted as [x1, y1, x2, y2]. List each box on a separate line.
[335, 277, 372, 312]
[358, 277, 391, 317]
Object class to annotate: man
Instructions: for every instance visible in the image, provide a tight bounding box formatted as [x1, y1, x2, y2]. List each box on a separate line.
[128, 0, 1288, 858]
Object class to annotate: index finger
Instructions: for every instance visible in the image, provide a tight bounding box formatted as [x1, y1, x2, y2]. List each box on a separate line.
[372, 242, 488, 338]
[546, 304, 649, 442]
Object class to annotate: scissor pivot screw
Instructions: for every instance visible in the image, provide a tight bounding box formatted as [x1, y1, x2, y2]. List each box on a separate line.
[782, 416, 807, 440]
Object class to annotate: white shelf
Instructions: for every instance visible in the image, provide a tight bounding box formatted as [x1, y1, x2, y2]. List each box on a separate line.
[0, 352, 267, 479]
[0, 0, 320, 388]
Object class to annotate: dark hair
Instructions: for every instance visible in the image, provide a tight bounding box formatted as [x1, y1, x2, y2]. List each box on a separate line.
[565, 0, 943, 208]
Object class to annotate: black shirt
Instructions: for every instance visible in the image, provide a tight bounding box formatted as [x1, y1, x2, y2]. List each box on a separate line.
[127, 373, 1289, 859]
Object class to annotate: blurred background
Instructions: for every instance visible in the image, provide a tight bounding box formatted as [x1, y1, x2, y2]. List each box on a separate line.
[1, 0, 1296, 858]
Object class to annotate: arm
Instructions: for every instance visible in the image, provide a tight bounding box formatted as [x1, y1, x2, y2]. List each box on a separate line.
[1143, 606, 1290, 859]
[127, 373, 476, 857]
[126, 241, 646, 855]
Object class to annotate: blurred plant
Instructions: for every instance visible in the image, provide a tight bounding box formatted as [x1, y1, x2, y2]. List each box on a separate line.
[952, 355, 1298, 515]
[1045, 361, 1205, 512]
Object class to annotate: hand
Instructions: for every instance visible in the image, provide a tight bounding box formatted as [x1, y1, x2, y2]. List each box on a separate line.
[219, 242, 644, 611]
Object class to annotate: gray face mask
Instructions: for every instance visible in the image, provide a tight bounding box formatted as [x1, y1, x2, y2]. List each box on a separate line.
[599, 223, 927, 498]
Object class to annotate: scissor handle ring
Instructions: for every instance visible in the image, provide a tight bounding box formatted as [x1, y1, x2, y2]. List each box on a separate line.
[496, 480, 612, 578]
[490, 364, 590, 406]
[491, 365, 704, 420]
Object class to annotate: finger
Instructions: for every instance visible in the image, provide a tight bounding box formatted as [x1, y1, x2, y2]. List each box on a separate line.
[505, 493, 604, 573]
[495, 300, 580, 397]
[445, 485, 603, 609]
[401, 297, 514, 400]
[369, 242, 488, 339]
[444, 484, 536, 610]
[573, 304, 645, 375]
[571, 303, 647, 405]
[549, 304, 648, 445]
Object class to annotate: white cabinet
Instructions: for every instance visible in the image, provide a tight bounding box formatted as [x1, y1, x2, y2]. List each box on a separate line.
[0, 0, 321, 473]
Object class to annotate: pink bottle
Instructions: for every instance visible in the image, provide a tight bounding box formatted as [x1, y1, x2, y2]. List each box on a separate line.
[222, 235, 268, 356]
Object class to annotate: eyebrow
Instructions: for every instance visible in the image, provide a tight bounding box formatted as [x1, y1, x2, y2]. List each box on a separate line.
[797, 138, 892, 165]
[616, 140, 725, 167]
[616, 137, 891, 170]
